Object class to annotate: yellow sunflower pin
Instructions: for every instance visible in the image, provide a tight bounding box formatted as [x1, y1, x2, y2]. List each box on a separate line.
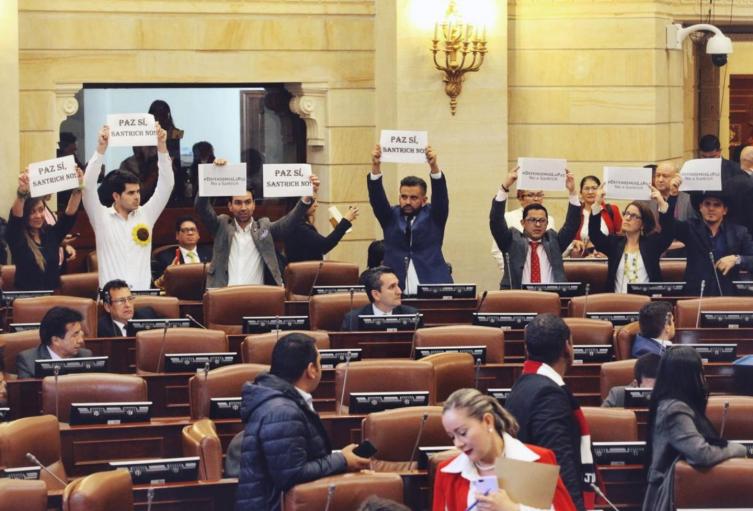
[131, 223, 151, 246]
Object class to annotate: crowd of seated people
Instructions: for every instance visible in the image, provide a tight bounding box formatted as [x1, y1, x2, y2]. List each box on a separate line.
[2, 127, 753, 510]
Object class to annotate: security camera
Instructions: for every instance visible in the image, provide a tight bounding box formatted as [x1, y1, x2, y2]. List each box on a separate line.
[666, 23, 733, 67]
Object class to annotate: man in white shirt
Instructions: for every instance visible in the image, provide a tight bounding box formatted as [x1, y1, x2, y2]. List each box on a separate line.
[491, 189, 558, 271]
[152, 215, 211, 287]
[83, 125, 174, 289]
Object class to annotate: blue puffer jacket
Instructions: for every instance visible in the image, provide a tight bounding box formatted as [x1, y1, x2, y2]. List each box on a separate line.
[234, 373, 347, 511]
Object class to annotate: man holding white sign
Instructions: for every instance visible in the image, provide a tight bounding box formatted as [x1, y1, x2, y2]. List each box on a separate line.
[369, 143, 452, 293]
[82, 123, 174, 289]
[195, 162, 317, 288]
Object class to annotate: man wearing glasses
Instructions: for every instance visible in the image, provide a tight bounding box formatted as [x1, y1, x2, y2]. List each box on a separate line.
[152, 216, 212, 288]
[491, 189, 558, 271]
[490, 167, 581, 289]
[97, 279, 158, 337]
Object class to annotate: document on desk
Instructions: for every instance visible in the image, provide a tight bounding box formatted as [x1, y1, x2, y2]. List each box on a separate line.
[495, 457, 559, 509]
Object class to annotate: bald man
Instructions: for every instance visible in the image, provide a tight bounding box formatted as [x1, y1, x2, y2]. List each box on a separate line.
[740, 146, 753, 176]
[650, 162, 696, 222]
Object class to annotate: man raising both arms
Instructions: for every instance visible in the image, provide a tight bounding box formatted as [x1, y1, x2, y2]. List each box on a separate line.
[82, 124, 174, 289]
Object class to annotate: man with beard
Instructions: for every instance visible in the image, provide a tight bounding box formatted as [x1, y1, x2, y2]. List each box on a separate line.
[368, 144, 451, 294]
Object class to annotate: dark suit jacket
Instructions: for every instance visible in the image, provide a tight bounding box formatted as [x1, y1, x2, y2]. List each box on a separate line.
[367, 174, 452, 288]
[97, 307, 159, 338]
[15, 345, 94, 379]
[589, 198, 676, 292]
[151, 244, 212, 284]
[674, 218, 753, 296]
[284, 219, 352, 263]
[489, 196, 581, 289]
[505, 372, 586, 511]
[631, 334, 666, 358]
[340, 303, 421, 332]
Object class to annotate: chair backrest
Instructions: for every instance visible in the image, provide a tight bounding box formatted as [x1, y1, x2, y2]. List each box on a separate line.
[182, 418, 223, 481]
[283, 472, 404, 511]
[0, 265, 16, 291]
[203, 285, 285, 334]
[58, 272, 99, 300]
[164, 263, 208, 301]
[189, 363, 269, 420]
[599, 359, 636, 401]
[414, 325, 504, 363]
[0, 330, 41, 376]
[335, 360, 435, 412]
[479, 290, 560, 316]
[362, 406, 446, 468]
[13, 296, 97, 337]
[659, 258, 686, 282]
[284, 261, 360, 301]
[308, 292, 370, 331]
[86, 251, 97, 272]
[134, 295, 180, 319]
[151, 243, 178, 261]
[707, 395, 753, 439]
[614, 321, 640, 360]
[42, 373, 147, 423]
[0, 415, 66, 490]
[567, 293, 650, 318]
[563, 317, 614, 345]
[421, 352, 475, 404]
[135, 327, 228, 373]
[674, 297, 753, 328]
[241, 331, 330, 365]
[63, 469, 134, 511]
[581, 406, 638, 442]
[0, 479, 47, 511]
[563, 260, 609, 293]
[674, 458, 753, 508]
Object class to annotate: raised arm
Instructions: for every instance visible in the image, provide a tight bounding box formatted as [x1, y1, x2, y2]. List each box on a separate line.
[367, 144, 393, 228]
[647, 186, 676, 253]
[269, 175, 319, 238]
[11, 172, 30, 219]
[556, 170, 582, 250]
[63, 167, 84, 217]
[426, 146, 449, 225]
[81, 126, 109, 224]
[489, 167, 518, 252]
[141, 123, 174, 222]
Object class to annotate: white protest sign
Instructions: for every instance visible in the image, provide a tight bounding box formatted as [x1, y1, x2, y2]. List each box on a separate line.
[107, 113, 158, 147]
[603, 166, 653, 200]
[197, 163, 247, 197]
[28, 155, 78, 198]
[263, 164, 313, 198]
[679, 158, 722, 191]
[379, 130, 428, 164]
[517, 157, 567, 191]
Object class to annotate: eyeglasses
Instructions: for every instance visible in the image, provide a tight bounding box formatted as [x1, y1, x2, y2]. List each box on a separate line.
[179, 227, 197, 233]
[524, 217, 548, 226]
[111, 295, 136, 305]
[521, 193, 545, 200]
[581, 186, 599, 192]
[623, 211, 642, 221]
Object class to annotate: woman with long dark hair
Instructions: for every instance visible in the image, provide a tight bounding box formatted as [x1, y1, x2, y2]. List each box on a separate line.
[589, 184, 675, 292]
[642, 346, 746, 510]
[7, 169, 82, 290]
[283, 201, 359, 263]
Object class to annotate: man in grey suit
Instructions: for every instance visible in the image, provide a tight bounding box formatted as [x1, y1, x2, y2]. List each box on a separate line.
[15, 307, 93, 379]
[195, 164, 319, 288]
[490, 166, 581, 289]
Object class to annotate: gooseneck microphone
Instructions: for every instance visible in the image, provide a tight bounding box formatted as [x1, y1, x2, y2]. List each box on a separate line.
[504, 253, 514, 290]
[337, 351, 353, 415]
[146, 487, 155, 511]
[323, 483, 336, 511]
[695, 280, 707, 329]
[582, 283, 591, 319]
[26, 453, 67, 487]
[348, 287, 356, 331]
[590, 483, 619, 511]
[408, 413, 430, 469]
[474, 358, 481, 389]
[720, 400, 730, 438]
[308, 261, 325, 300]
[185, 313, 207, 329]
[200, 261, 209, 298]
[53, 364, 61, 420]
[476, 290, 488, 314]
[408, 313, 421, 359]
[156, 321, 170, 373]
[709, 252, 724, 296]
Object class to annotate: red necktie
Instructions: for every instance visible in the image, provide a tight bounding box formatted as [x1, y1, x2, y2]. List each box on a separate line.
[529, 241, 541, 283]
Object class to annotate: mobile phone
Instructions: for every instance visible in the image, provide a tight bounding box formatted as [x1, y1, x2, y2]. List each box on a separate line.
[472, 476, 499, 495]
[353, 440, 378, 458]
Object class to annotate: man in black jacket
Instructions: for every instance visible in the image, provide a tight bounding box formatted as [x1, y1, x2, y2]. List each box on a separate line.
[152, 215, 211, 287]
[234, 333, 370, 511]
[505, 314, 593, 511]
[341, 266, 421, 331]
[97, 279, 159, 337]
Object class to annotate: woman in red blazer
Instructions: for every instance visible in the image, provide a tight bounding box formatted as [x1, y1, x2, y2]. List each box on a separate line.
[433, 388, 576, 511]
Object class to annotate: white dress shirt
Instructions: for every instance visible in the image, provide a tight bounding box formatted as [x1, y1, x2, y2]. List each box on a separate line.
[228, 220, 264, 286]
[113, 320, 127, 337]
[179, 246, 200, 263]
[47, 346, 62, 360]
[83, 151, 174, 289]
[295, 387, 315, 412]
[614, 250, 649, 293]
[371, 304, 393, 316]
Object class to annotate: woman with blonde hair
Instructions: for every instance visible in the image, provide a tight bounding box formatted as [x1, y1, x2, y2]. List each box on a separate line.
[433, 388, 576, 511]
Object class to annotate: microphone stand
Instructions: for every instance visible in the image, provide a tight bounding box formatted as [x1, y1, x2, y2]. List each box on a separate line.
[146, 487, 155, 511]
[323, 483, 336, 511]
[53, 364, 60, 420]
[504, 253, 514, 290]
[337, 351, 353, 415]
[408, 413, 430, 470]
[709, 252, 724, 296]
[348, 287, 356, 331]
[408, 313, 420, 359]
[695, 280, 706, 329]
[308, 261, 324, 300]
[26, 452, 67, 487]
[590, 483, 619, 511]
[474, 358, 481, 389]
[156, 321, 170, 373]
[720, 400, 730, 438]
[476, 290, 488, 314]
[185, 313, 207, 329]
[582, 283, 590, 318]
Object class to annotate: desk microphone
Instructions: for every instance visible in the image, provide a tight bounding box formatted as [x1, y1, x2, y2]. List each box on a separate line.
[408, 313, 421, 359]
[185, 313, 207, 329]
[582, 283, 591, 318]
[695, 280, 707, 329]
[504, 253, 514, 290]
[719, 400, 730, 438]
[308, 261, 324, 300]
[709, 252, 724, 296]
[474, 358, 481, 389]
[323, 483, 336, 511]
[200, 261, 209, 299]
[408, 413, 430, 470]
[274, 315, 281, 342]
[348, 287, 356, 331]
[53, 364, 60, 420]
[203, 361, 210, 382]
[156, 321, 170, 373]
[337, 351, 353, 415]
[146, 487, 155, 511]
[476, 290, 488, 314]
[589, 482, 618, 511]
[403, 256, 411, 295]
[25, 452, 67, 487]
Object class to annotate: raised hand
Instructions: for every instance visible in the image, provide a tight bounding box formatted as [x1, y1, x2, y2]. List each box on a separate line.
[371, 144, 382, 175]
[97, 126, 110, 154]
[426, 146, 439, 173]
[669, 174, 681, 197]
[156, 122, 168, 153]
[344, 206, 359, 222]
[565, 169, 575, 194]
[503, 167, 519, 191]
[17, 170, 30, 195]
